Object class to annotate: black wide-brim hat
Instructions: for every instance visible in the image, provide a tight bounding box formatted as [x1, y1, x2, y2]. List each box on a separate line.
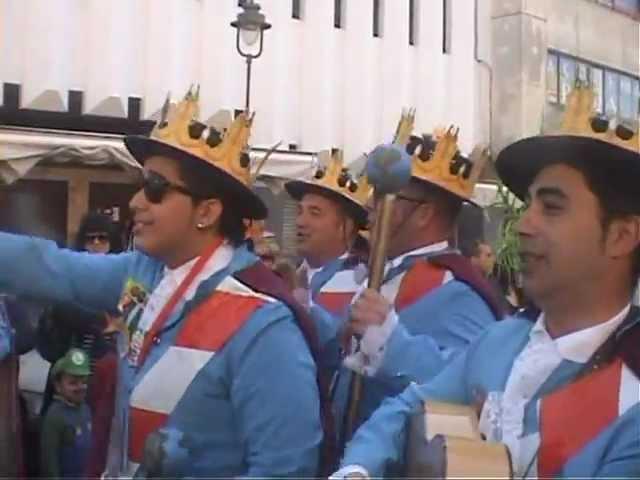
[496, 135, 640, 205]
[125, 135, 268, 220]
[285, 180, 369, 228]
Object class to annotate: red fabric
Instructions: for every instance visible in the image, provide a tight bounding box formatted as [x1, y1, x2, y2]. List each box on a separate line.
[539, 358, 622, 477]
[394, 260, 446, 311]
[86, 351, 118, 478]
[175, 292, 264, 351]
[138, 239, 223, 366]
[430, 253, 506, 319]
[128, 408, 169, 463]
[316, 291, 355, 316]
[127, 285, 259, 463]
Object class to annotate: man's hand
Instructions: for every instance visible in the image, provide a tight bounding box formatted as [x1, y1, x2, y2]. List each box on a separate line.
[349, 289, 392, 336]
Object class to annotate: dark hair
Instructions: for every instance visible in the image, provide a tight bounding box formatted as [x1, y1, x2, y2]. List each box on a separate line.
[553, 156, 640, 286]
[74, 212, 123, 252]
[175, 156, 248, 246]
[409, 177, 463, 225]
[461, 239, 486, 258]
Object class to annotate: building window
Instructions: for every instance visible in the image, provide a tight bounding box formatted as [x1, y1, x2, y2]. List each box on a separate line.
[373, 0, 384, 38]
[546, 53, 559, 103]
[548, 50, 640, 123]
[442, 0, 452, 53]
[334, 0, 345, 28]
[559, 56, 576, 104]
[591, 67, 604, 113]
[409, 0, 419, 46]
[596, 0, 640, 18]
[292, 0, 303, 20]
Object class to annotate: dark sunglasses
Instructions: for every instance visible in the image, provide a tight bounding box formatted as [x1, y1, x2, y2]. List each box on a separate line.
[138, 171, 196, 204]
[85, 233, 109, 243]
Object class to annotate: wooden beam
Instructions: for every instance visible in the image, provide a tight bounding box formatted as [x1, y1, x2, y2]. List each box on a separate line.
[25, 165, 138, 185]
[66, 177, 89, 245]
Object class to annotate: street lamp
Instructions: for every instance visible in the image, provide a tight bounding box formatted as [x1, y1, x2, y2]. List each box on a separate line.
[231, 0, 271, 111]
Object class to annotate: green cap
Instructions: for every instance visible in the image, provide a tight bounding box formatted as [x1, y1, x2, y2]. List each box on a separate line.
[52, 348, 90, 377]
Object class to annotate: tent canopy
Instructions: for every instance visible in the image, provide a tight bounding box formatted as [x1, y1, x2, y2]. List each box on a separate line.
[0, 127, 316, 186]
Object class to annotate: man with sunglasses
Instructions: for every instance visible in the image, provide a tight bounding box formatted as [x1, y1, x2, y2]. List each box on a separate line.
[332, 85, 640, 479]
[330, 117, 503, 447]
[0, 89, 328, 477]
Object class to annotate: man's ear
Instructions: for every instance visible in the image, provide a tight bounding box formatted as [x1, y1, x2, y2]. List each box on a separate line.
[605, 216, 640, 259]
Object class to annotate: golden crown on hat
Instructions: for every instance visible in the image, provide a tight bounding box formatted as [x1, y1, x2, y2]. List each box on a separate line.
[560, 83, 639, 153]
[310, 149, 372, 208]
[393, 110, 489, 202]
[152, 85, 254, 186]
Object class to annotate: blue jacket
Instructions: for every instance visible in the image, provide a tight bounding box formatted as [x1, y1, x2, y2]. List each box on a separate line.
[0, 232, 322, 477]
[313, 248, 498, 437]
[338, 315, 640, 478]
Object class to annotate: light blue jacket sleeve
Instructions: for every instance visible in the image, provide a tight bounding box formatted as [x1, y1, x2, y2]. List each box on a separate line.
[340, 349, 472, 477]
[0, 232, 133, 313]
[374, 283, 495, 386]
[230, 303, 323, 477]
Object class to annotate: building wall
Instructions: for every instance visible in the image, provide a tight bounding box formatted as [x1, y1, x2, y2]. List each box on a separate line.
[490, 0, 639, 153]
[0, 0, 489, 162]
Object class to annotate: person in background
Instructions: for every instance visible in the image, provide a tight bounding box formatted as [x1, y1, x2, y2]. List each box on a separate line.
[468, 240, 496, 278]
[40, 348, 92, 479]
[37, 212, 123, 475]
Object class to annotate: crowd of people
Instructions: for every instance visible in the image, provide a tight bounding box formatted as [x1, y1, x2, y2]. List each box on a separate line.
[0, 83, 638, 478]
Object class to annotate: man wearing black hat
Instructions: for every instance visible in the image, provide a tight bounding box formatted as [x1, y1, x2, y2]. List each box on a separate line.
[286, 151, 370, 325]
[0, 89, 327, 477]
[331, 85, 640, 478]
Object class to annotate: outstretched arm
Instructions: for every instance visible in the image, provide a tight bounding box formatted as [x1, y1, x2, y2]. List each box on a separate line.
[0, 232, 133, 313]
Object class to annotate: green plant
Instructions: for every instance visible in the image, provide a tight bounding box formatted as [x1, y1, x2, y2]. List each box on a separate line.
[491, 183, 525, 288]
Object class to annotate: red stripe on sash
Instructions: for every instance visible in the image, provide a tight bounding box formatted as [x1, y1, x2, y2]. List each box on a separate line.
[128, 408, 169, 463]
[394, 260, 446, 311]
[175, 291, 265, 351]
[539, 358, 622, 477]
[316, 291, 355, 315]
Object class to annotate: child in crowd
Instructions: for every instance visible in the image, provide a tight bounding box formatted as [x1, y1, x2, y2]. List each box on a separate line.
[40, 348, 92, 478]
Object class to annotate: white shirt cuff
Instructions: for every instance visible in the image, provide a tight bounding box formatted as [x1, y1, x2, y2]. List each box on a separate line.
[342, 310, 399, 376]
[330, 465, 370, 479]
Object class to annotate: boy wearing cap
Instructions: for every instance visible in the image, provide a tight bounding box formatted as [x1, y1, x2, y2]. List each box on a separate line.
[332, 86, 640, 478]
[40, 348, 92, 479]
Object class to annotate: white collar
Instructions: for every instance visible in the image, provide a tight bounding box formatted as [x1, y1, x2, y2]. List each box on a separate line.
[532, 304, 631, 363]
[300, 251, 349, 282]
[162, 242, 235, 288]
[388, 241, 449, 270]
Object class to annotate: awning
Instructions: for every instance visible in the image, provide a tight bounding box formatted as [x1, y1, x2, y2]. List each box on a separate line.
[0, 127, 316, 185]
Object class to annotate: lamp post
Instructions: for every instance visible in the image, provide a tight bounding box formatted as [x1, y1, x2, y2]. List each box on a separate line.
[231, 0, 271, 112]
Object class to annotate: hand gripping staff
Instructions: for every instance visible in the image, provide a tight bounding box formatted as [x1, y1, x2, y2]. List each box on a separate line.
[342, 126, 413, 445]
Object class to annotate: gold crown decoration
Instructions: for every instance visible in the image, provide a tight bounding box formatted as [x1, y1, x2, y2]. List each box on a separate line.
[410, 126, 489, 201]
[393, 108, 416, 146]
[560, 84, 639, 154]
[311, 149, 372, 209]
[152, 86, 254, 185]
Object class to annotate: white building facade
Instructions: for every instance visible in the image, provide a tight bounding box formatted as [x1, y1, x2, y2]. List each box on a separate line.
[0, 0, 490, 162]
